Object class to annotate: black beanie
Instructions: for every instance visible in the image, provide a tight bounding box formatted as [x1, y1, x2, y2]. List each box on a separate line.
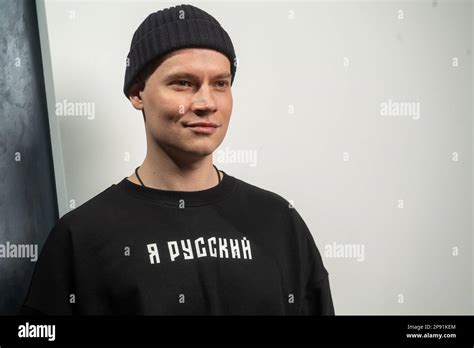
[123, 4, 237, 99]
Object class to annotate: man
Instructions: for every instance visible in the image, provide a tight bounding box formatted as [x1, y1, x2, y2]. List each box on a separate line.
[20, 3, 335, 315]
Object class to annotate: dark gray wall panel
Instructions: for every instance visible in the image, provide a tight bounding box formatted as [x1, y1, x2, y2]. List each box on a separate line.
[0, 0, 58, 315]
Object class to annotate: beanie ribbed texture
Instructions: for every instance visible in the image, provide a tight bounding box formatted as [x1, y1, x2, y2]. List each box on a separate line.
[123, 4, 237, 98]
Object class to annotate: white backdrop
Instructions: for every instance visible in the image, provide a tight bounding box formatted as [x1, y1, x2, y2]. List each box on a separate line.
[36, 0, 473, 314]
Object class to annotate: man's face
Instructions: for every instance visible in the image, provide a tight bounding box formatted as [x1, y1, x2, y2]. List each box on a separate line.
[130, 48, 233, 161]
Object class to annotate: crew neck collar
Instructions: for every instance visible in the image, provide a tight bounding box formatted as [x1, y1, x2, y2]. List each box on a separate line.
[115, 170, 236, 207]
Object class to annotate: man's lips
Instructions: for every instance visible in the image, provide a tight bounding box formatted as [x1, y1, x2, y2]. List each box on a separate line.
[183, 121, 219, 134]
[184, 121, 219, 128]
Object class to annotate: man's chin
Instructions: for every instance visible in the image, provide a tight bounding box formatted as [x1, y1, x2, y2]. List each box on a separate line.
[184, 138, 220, 155]
[176, 144, 217, 160]
[189, 148, 215, 158]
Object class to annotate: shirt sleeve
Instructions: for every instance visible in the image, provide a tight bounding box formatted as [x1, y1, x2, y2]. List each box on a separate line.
[291, 208, 335, 316]
[19, 217, 76, 315]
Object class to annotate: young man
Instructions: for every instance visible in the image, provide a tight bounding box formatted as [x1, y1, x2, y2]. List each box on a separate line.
[20, 4, 335, 315]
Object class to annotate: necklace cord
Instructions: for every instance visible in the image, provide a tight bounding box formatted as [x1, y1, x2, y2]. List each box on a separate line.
[134, 165, 221, 189]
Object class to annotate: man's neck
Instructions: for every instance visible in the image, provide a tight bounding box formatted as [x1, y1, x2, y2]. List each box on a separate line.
[127, 153, 221, 191]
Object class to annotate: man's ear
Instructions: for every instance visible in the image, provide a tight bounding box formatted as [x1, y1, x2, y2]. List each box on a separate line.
[128, 81, 144, 111]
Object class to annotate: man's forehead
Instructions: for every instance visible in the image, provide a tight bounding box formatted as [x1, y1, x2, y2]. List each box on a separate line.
[151, 48, 232, 79]
[163, 70, 232, 79]
[159, 48, 229, 66]
[164, 47, 228, 59]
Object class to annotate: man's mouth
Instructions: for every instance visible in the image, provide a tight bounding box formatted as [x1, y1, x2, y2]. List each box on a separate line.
[184, 121, 219, 134]
[184, 121, 219, 128]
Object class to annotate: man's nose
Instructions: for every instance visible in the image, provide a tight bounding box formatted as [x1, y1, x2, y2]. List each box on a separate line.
[191, 85, 217, 114]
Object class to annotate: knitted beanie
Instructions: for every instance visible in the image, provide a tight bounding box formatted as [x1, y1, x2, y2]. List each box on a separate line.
[123, 4, 237, 98]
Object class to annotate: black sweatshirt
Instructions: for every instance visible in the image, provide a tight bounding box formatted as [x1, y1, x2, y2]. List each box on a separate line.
[20, 170, 335, 315]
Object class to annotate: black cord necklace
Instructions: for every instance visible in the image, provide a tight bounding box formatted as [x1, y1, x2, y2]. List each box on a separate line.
[134, 164, 221, 188]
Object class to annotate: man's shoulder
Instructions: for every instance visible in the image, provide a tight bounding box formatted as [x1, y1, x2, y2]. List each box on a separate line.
[233, 176, 293, 211]
[57, 182, 121, 228]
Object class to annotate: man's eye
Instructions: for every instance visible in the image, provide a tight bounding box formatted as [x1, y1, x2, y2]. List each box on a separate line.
[173, 80, 191, 87]
[216, 80, 230, 88]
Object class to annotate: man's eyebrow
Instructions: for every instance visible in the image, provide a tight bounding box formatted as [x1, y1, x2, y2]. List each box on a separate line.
[214, 72, 232, 79]
[165, 72, 231, 80]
